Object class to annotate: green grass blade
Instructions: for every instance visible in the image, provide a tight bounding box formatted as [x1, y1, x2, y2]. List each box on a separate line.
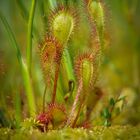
[27, 0, 36, 73]
[63, 49, 76, 99]
[0, 14, 21, 63]
[21, 60, 36, 116]
[16, 0, 29, 21]
[0, 12, 36, 117]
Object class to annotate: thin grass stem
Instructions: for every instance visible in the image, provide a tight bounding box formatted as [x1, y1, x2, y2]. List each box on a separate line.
[0, 12, 36, 117]
[27, 0, 36, 73]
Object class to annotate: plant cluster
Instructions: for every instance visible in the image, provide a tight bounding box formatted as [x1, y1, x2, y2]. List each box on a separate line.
[0, 0, 128, 132]
[36, 0, 106, 131]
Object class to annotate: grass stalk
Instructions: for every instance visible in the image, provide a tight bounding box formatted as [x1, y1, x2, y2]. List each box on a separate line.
[62, 49, 76, 100]
[27, 0, 36, 73]
[63, 49, 76, 83]
[0, 12, 36, 117]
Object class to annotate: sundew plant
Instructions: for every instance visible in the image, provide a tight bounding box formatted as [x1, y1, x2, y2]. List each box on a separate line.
[0, 0, 140, 139]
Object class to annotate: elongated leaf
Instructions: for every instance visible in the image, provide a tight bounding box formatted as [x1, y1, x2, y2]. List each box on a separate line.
[0, 11, 36, 117]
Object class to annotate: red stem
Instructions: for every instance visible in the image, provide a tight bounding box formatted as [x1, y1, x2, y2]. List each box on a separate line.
[72, 99, 84, 128]
[42, 85, 47, 113]
[66, 80, 83, 126]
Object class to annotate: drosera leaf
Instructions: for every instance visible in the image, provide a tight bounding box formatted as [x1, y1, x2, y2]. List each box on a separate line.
[48, 3, 78, 100]
[38, 35, 63, 103]
[74, 52, 99, 91]
[85, 0, 105, 51]
[36, 103, 67, 131]
[47, 103, 67, 128]
[49, 6, 78, 45]
[67, 51, 99, 127]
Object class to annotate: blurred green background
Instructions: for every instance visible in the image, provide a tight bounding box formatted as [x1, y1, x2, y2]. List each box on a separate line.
[0, 0, 140, 128]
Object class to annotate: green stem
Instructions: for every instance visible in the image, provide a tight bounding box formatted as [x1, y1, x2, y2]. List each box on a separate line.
[27, 0, 36, 73]
[16, 0, 39, 40]
[21, 60, 36, 116]
[56, 77, 65, 103]
[63, 49, 75, 81]
[63, 49, 76, 98]
[0, 12, 36, 117]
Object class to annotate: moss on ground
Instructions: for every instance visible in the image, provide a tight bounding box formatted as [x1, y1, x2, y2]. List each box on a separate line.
[0, 125, 140, 140]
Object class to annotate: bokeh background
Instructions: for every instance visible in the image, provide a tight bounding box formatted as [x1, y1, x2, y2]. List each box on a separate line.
[0, 0, 140, 128]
